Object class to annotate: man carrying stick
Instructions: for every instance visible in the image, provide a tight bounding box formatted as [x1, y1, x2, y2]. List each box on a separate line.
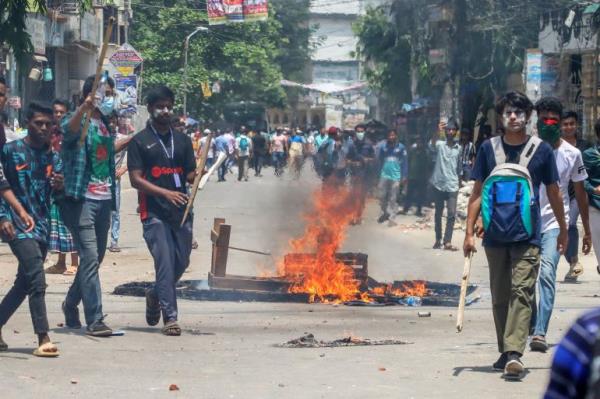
[60, 74, 131, 336]
[128, 86, 196, 336]
[463, 91, 566, 380]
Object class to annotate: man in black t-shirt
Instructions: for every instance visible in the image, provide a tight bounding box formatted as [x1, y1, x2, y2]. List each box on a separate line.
[252, 130, 267, 176]
[127, 86, 196, 336]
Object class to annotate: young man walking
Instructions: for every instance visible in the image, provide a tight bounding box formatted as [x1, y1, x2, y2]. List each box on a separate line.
[0, 103, 61, 357]
[464, 91, 567, 380]
[251, 129, 267, 177]
[128, 86, 196, 336]
[430, 120, 461, 251]
[561, 111, 590, 281]
[530, 98, 591, 353]
[235, 128, 252, 182]
[376, 130, 407, 227]
[60, 74, 131, 336]
[583, 119, 600, 276]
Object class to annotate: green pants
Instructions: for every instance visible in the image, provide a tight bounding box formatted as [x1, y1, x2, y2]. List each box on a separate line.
[484, 244, 540, 354]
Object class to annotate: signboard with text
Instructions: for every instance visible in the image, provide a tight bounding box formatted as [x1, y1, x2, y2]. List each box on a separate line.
[208, 0, 268, 25]
[109, 43, 143, 70]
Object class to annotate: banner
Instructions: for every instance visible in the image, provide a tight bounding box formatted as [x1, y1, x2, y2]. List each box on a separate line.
[208, 0, 268, 25]
[115, 75, 138, 116]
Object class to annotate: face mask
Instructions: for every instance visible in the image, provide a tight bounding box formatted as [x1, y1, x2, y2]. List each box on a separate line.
[356, 132, 365, 140]
[152, 107, 173, 120]
[99, 96, 114, 116]
[538, 118, 561, 144]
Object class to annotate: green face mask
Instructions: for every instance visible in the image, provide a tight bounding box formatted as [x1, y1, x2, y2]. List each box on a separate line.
[538, 118, 561, 144]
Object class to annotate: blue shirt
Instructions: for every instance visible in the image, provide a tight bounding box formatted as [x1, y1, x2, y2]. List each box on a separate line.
[471, 137, 559, 247]
[214, 135, 229, 153]
[377, 142, 408, 182]
[544, 307, 600, 399]
[0, 139, 63, 243]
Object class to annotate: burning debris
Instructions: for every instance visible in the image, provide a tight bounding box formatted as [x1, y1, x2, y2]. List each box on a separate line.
[276, 334, 412, 348]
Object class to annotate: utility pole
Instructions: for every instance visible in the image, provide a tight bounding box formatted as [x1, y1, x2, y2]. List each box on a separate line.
[183, 26, 208, 117]
[124, 0, 130, 43]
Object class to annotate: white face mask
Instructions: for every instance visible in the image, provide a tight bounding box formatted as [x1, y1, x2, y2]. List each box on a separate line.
[356, 132, 365, 140]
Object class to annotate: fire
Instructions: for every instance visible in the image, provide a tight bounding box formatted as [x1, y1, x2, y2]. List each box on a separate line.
[280, 183, 364, 303]
[370, 281, 429, 298]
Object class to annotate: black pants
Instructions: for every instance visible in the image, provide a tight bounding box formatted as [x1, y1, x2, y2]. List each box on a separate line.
[404, 179, 427, 213]
[433, 188, 458, 244]
[0, 239, 49, 334]
[253, 154, 264, 175]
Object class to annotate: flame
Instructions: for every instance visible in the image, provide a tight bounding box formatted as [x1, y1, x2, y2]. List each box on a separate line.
[369, 281, 428, 298]
[280, 182, 364, 303]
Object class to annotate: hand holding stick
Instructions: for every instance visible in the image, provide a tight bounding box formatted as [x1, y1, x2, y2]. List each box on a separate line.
[79, 17, 115, 147]
[180, 133, 212, 226]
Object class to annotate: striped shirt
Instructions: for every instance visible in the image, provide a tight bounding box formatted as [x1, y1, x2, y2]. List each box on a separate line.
[544, 308, 600, 399]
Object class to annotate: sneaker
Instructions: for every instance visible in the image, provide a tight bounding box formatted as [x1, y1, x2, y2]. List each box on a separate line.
[503, 352, 525, 380]
[377, 213, 390, 224]
[433, 241, 442, 249]
[86, 319, 113, 337]
[492, 353, 508, 371]
[530, 335, 548, 353]
[62, 301, 82, 329]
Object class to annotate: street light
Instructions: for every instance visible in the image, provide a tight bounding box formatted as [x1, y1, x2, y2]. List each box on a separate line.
[183, 26, 209, 117]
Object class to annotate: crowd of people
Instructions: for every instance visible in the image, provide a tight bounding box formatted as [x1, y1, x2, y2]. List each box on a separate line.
[2, 70, 600, 395]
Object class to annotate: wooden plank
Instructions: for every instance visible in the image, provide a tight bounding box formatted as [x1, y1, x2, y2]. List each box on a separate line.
[213, 224, 231, 277]
[211, 218, 226, 275]
[208, 273, 293, 292]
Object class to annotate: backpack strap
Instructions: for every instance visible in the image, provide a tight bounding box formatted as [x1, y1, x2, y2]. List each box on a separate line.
[518, 136, 542, 168]
[491, 136, 506, 165]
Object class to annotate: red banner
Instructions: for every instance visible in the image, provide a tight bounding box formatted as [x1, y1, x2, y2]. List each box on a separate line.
[208, 0, 268, 25]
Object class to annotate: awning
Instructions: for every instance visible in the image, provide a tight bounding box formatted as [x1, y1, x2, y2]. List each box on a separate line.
[280, 79, 367, 94]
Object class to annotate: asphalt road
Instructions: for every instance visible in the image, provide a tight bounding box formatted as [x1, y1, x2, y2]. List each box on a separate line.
[0, 165, 598, 398]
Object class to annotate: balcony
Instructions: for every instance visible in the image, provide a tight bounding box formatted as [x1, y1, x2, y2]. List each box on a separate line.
[64, 12, 102, 48]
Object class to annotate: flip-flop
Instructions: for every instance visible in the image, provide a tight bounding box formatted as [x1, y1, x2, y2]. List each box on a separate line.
[162, 321, 182, 336]
[33, 342, 59, 358]
[45, 264, 67, 274]
[443, 244, 459, 252]
[145, 289, 161, 327]
[63, 267, 78, 276]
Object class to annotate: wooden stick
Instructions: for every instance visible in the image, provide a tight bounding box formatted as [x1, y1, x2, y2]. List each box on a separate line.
[79, 17, 115, 147]
[181, 133, 212, 226]
[198, 151, 226, 190]
[456, 252, 474, 333]
[228, 246, 271, 257]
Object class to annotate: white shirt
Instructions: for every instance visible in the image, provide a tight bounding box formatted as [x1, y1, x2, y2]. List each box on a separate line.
[235, 135, 252, 157]
[540, 140, 588, 233]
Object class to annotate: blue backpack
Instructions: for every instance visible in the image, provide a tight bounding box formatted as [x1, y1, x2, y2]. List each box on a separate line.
[481, 136, 541, 243]
[239, 136, 249, 152]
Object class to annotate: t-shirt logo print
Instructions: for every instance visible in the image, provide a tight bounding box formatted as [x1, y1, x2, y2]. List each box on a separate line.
[96, 144, 108, 162]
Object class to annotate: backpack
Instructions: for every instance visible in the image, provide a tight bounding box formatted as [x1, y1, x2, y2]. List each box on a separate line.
[239, 136, 249, 152]
[481, 136, 542, 243]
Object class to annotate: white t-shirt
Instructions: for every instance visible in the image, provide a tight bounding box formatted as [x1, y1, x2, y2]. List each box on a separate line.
[235, 135, 252, 157]
[540, 140, 588, 233]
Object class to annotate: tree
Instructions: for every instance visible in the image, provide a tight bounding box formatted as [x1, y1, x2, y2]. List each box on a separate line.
[354, 0, 575, 129]
[0, 0, 90, 67]
[130, 0, 313, 121]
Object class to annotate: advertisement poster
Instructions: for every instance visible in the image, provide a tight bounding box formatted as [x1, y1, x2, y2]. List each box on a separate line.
[115, 75, 138, 116]
[208, 0, 268, 25]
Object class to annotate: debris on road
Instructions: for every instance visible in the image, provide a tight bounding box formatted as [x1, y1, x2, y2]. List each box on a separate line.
[169, 384, 179, 391]
[276, 334, 412, 348]
[418, 311, 431, 317]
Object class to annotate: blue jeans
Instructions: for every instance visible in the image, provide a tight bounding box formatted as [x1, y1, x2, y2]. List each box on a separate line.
[217, 151, 227, 181]
[272, 152, 285, 170]
[60, 198, 112, 326]
[565, 198, 579, 264]
[532, 228, 561, 337]
[110, 179, 121, 246]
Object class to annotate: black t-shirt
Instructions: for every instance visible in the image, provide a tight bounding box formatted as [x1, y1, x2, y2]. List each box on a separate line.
[127, 125, 196, 227]
[252, 134, 267, 154]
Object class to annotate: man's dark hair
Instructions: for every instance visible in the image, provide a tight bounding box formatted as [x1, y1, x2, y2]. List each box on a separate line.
[562, 110, 578, 122]
[25, 102, 53, 120]
[495, 91, 534, 115]
[479, 124, 492, 136]
[82, 74, 115, 99]
[146, 85, 175, 107]
[535, 96, 563, 118]
[446, 118, 460, 131]
[52, 99, 69, 109]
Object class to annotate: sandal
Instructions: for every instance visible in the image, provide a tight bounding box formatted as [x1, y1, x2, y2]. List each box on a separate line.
[162, 321, 182, 336]
[145, 289, 161, 327]
[63, 266, 78, 276]
[33, 342, 59, 358]
[45, 263, 67, 275]
[444, 243, 459, 252]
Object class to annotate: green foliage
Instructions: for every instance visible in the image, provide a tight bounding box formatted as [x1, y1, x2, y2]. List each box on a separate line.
[0, 0, 90, 68]
[131, 0, 312, 120]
